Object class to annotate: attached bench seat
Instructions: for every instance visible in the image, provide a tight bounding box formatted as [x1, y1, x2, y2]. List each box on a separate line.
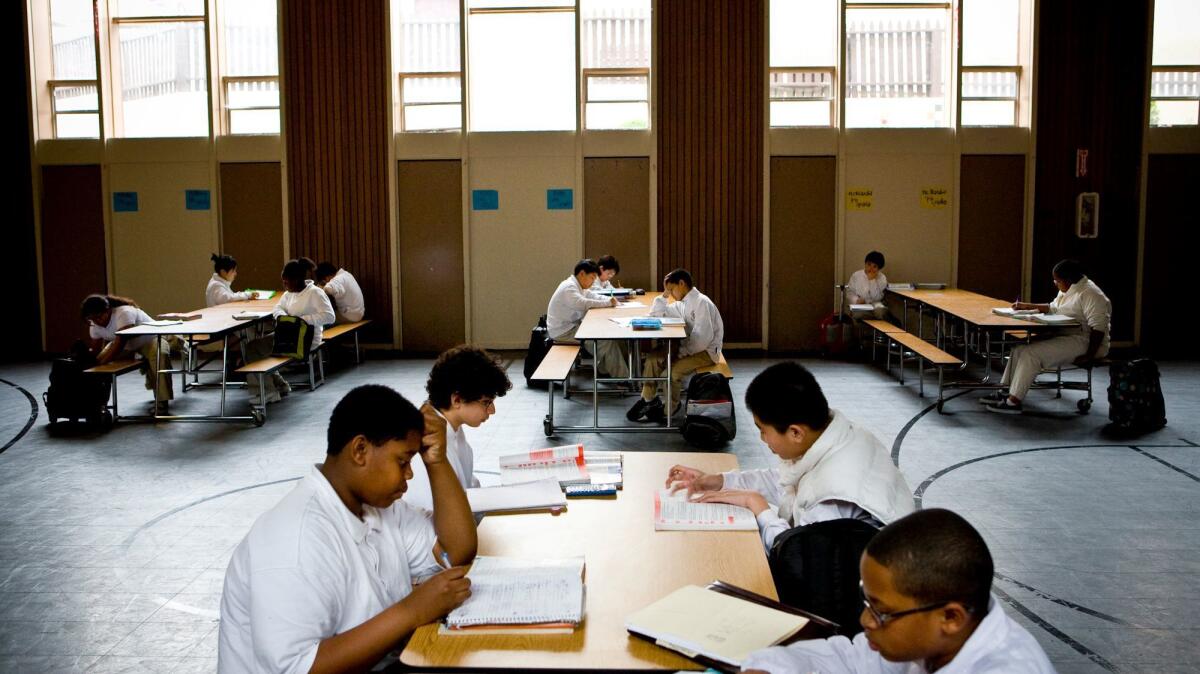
[83, 359, 143, 422]
[862, 322, 961, 408]
[531, 345, 581, 437]
[322, 319, 371, 363]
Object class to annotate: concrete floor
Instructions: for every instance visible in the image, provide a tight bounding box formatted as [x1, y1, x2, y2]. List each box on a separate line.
[0, 351, 1197, 673]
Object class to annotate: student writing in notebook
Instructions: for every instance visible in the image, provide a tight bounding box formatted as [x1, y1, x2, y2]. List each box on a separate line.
[741, 509, 1054, 674]
[405, 345, 513, 513]
[206, 253, 260, 306]
[664, 361, 914, 551]
[218, 385, 477, 674]
[982, 259, 1111, 414]
[81, 294, 174, 415]
[592, 254, 621, 290]
[315, 261, 366, 324]
[546, 259, 628, 378]
[846, 250, 889, 319]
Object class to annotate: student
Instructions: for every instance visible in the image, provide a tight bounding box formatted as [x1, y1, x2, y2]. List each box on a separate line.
[82, 294, 174, 414]
[592, 254, 621, 290]
[546, 259, 628, 378]
[983, 259, 1111, 414]
[242, 260, 336, 405]
[298, 256, 318, 281]
[218, 385, 477, 674]
[741, 508, 1055, 674]
[627, 269, 724, 422]
[847, 251, 888, 319]
[404, 345, 513, 513]
[206, 253, 260, 307]
[663, 361, 914, 550]
[315, 261, 366, 324]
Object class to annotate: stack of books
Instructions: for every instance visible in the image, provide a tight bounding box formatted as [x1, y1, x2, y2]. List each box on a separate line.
[499, 445, 623, 488]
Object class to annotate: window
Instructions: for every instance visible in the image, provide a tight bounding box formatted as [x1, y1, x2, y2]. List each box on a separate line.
[844, 1, 951, 128]
[468, 0, 576, 132]
[769, 0, 837, 127]
[1150, 0, 1200, 127]
[48, 0, 100, 138]
[960, 0, 1020, 126]
[581, 0, 650, 130]
[110, 0, 209, 137]
[397, 0, 462, 132]
[221, 0, 279, 134]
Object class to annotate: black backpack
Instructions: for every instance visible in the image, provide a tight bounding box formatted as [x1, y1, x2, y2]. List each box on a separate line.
[43, 341, 113, 427]
[680, 371, 736, 448]
[272, 316, 314, 359]
[1107, 358, 1167, 435]
[769, 518, 880, 637]
[523, 315, 553, 389]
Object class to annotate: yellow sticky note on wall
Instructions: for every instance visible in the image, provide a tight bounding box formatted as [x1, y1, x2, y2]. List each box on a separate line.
[846, 188, 874, 211]
[920, 186, 950, 209]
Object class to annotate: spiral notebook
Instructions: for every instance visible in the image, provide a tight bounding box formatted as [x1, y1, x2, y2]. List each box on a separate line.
[441, 556, 586, 634]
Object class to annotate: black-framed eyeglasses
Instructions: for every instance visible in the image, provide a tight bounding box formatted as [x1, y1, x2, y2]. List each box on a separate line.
[859, 581, 953, 628]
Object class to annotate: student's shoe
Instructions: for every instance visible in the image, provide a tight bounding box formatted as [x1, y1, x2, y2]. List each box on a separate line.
[148, 400, 169, 415]
[978, 390, 1008, 405]
[986, 398, 1023, 415]
[277, 379, 292, 398]
[627, 397, 657, 422]
[249, 391, 283, 407]
[643, 398, 668, 423]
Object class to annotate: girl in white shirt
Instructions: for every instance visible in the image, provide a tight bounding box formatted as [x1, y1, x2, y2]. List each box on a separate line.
[205, 253, 259, 307]
[405, 345, 513, 513]
[847, 250, 889, 319]
[590, 254, 621, 291]
[666, 361, 914, 552]
[81, 294, 173, 413]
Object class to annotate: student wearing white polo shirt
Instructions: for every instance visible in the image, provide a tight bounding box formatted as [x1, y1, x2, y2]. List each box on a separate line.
[404, 345, 513, 513]
[591, 254, 621, 291]
[206, 253, 260, 307]
[846, 250, 889, 319]
[315, 261, 366, 324]
[218, 385, 477, 674]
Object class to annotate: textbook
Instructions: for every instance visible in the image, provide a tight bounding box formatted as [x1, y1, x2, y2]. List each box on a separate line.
[916, 282, 947, 290]
[499, 445, 623, 487]
[232, 310, 272, 320]
[992, 307, 1039, 317]
[244, 289, 276, 300]
[653, 490, 757, 531]
[157, 312, 202, 321]
[593, 287, 635, 297]
[1029, 313, 1079, 326]
[441, 556, 585, 634]
[887, 282, 915, 291]
[465, 477, 568, 514]
[625, 583, 810, 668]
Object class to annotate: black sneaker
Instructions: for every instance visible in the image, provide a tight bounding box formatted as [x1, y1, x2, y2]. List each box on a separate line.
[978, 390, 1008, 405]
[986, 398, 1023, 415]
[643, 398, 667, 422]
[627, 397, 656, 421]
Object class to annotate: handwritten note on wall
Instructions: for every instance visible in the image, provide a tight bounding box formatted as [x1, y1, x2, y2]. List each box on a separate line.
[846, 188, 873, 211]
[920, 186, 949, 209]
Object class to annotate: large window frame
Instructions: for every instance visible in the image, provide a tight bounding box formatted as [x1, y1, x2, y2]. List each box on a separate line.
[106, 11, 210, 138]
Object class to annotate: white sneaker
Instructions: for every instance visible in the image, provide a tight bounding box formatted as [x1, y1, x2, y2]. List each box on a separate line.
[277, 379, 292, 398]
[249, 391, 282, 407]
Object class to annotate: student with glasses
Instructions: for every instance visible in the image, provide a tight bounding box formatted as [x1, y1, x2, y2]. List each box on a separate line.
[742, 509, 1054, 674]
[403, 345, 512, 513]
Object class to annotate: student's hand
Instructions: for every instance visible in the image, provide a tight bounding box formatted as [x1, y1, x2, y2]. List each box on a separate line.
[419, 402, 449, 466]
[1012, 301, 1034, 311]
[609, 297, 618, 307]
[692, 490, 771, 516]
[248, 291, 260, 300]
[665, 465, 722, 494]
[400, 566, 471, 625]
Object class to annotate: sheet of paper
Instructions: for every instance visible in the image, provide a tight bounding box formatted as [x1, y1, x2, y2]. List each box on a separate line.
[466, 477, 567, 514]
[446, 556, 585, 628]
[653, 490, 757, 531]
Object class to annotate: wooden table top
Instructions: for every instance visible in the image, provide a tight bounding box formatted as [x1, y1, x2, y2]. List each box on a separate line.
[888, 288, 1038, 328]
[400, 451, 775, 671]
[117, 296, 279, 337]
[575, 293, 688, 341]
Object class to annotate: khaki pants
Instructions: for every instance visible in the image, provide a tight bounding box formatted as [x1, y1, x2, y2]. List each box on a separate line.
[1001, 333, 1106, 400]
[243, 335, 287, 397]
[641, 349, 715, 405]
[135, 337, 173, 401]
[552, 327, 629, 378]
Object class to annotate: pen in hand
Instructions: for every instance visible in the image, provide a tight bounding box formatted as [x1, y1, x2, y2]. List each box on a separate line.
[440, 550, 453, 569]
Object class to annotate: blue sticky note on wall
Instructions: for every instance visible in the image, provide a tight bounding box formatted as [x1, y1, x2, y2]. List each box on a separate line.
[547, 188, 573, 210]
[112, 192, 138, 212]
[472, 189, 499, 211]
[185, 189, 211, 210]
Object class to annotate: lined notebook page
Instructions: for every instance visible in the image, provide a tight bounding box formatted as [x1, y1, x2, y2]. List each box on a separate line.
[445, 556, 585, 628]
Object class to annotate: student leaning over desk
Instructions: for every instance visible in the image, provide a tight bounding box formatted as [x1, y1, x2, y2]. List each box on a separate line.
[546, 258, 629, 378]
[81, 294, 174, 415]
[218, 385, 477, 674]
[315, 261, 365, 324]
[664, 361, 914, 552]
[983, 258, 1111, 415]
[591, 254, 621, 290]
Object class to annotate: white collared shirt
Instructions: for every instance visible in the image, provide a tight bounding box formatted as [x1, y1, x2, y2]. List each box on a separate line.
[272, 280, 337, 347]
[206, 274, 253, 307]
[88, 305, 155, 352]
[322, 269, 366, 323]
[648, 287, 724, 360]
[1049, 276, 1111, 348]
[847, 269, 888, 305]
[591, 278, 614, 291]
[218, 465, 442, 674]
[741, 594, 1055, 674]
[403, 409, 480, 513]
[546, 275, 613, 340]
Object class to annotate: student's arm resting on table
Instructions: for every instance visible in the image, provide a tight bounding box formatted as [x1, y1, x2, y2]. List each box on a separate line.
[1012, 301, 1051, 313]
[664, 464, 724, 494]
[419, 403, 478, 566]
[741, 632, 898, 674]
[648, 294, 685, 319]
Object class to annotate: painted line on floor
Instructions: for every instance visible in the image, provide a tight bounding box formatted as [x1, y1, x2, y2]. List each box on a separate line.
[0, 378, 39, 456]
[1129, 446, 1200, 483]
[993, 584, 1120, 672]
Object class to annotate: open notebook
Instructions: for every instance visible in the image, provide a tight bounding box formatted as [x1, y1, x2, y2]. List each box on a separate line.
[653, 490, 757, 531]
[441, 556, 585, 634]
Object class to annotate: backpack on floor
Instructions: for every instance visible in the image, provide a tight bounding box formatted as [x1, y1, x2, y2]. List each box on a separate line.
[819, 312, 853, 357]
[523, 315, 553, 389]
[43, 341, 112, 427]
[680, 371, 736, 448]
[769, 518, 880, 637]
[1107, 358, 1167, 434]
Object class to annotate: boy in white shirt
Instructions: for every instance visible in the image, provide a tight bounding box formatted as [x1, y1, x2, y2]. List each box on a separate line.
[591, 255, 621, 291]
[405, 345, 513, 512]
[741, 509, 1055, 674]
[627, 268, 724, 422]
[665, 361, 913, 550]
[218, 385, 477, 674]
[206, 253, 260, 307]
[82, 294, 173, 414]
[546, 259, 627, 378]
[315, 261, 366, 324]
[847, 250, 889, 319]
[984, 259, 1111, 414]
[242, 259, 337, 405]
